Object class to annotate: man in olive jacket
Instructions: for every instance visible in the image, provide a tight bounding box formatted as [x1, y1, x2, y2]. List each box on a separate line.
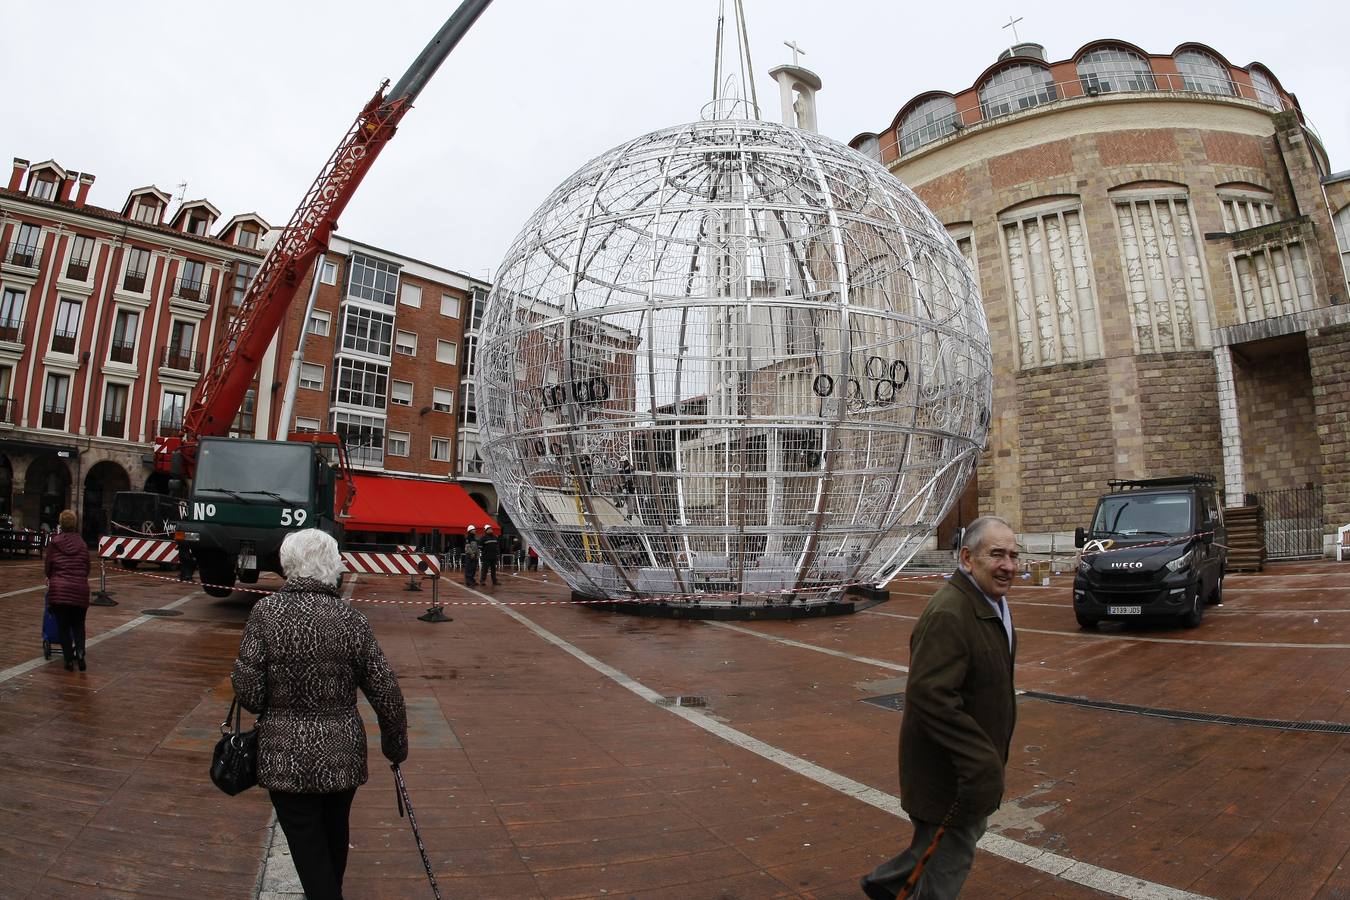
[862, 515, 1019, 899]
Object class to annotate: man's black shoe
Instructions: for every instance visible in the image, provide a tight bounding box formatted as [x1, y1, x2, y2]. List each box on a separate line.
[859, 875, 894, 900]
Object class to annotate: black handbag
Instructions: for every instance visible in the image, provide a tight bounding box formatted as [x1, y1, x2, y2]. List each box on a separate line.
[210, 697, 259, 795]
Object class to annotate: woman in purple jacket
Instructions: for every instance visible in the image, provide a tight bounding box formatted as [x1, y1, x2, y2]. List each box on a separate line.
[45, 509, 91, 671]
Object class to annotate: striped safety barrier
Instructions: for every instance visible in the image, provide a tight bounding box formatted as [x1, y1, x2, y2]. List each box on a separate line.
[341, 549, 441, 577]
[98, 535, 179, 564]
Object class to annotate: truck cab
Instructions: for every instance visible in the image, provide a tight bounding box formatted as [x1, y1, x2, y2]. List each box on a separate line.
[1073, 475, 1227, 629]
[173, 436, 345, 597]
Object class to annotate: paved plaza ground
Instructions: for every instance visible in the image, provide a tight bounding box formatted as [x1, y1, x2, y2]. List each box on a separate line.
[1, 555, 1349, 898]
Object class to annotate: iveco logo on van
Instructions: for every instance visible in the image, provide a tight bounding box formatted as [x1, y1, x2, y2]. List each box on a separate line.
[1109, 561, 1145, 569]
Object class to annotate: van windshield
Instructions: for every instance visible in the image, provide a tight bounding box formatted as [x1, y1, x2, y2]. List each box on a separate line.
[1092, 492, 1193, 537]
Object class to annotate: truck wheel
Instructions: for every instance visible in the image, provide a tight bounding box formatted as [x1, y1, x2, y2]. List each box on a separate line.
[1182, 595, 1203, 628]
[1206, 574, 1224, 606]
[120, 559, 140, 570]
[238, 569, 260, 584]
[198, 553, 236, 598]
[1075, 613, 1100, 630]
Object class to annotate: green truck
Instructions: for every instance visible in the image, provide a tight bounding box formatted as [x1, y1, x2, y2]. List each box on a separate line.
[172, 436, 349, 597]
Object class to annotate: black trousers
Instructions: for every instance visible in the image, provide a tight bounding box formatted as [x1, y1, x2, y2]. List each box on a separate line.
[49, 605, 87, 664]
[481, 556, 498, 584]
[863, 816, 987, 899]
[269, 787, 357, 900]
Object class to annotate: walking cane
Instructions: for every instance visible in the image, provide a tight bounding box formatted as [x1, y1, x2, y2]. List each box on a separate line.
[392, 764, 443, 899]
[895, 798, 959, 900]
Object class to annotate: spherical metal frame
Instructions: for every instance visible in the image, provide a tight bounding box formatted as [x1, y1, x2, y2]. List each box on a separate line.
[479, 118, 991, 609]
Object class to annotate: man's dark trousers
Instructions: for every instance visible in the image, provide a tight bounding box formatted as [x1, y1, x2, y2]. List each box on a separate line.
[269, 788, 357, 900]
[861, 816, 986, 899]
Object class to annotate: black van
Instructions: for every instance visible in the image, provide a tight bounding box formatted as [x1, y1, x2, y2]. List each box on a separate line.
[1072, 475, 1227, 629]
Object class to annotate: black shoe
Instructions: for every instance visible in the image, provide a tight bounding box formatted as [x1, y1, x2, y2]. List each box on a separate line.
[77, 655, 86, 672]
[859, 875, 894, 900]
[64, 660, 74, 671]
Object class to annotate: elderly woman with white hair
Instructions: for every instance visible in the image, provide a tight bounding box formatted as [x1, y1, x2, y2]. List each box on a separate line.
[232, 528, 407, 900]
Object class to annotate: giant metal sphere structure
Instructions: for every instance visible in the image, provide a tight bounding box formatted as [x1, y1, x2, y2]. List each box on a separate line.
[479, 118, 991, 608]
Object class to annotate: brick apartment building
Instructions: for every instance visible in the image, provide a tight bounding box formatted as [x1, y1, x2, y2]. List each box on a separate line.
[0, 156, 494, 543]
[850, 39, 1350, 556]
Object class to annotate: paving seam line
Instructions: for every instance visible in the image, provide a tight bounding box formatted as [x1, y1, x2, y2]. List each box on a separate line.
[445, 577, 1213, 900]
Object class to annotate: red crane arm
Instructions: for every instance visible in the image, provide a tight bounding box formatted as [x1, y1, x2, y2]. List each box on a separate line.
[161, 0, 493, 475]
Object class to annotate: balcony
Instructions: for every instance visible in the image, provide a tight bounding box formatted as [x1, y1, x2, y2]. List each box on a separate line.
[160, 345, 203, 373]
[50, 330, 77, 354]
[0, 397, 13, 425]
[41, 407, 66, 430]
[66, 258, 92, 281]
[122, 270, 147, 293]
[173, 278, 212, 305]
[4, 242, 41, 269]
[108, 339, 135, 364]
[153, 418, 184, 438]
[0, 318, 22, 344]
[100, 416, 125, 439]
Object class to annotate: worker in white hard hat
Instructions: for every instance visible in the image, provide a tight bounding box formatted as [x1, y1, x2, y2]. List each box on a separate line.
[462, 525, 479, 586]
[479, 525, 501, 586]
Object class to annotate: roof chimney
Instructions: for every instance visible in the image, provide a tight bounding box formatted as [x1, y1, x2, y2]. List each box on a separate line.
[75, 173, 95, 207]
[57, 172, 78, 203]
[8, 158, 28, 192]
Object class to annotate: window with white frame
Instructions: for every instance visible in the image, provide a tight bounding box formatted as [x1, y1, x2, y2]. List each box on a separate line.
[0, 287, 25, 336]
[110, 308, 139, 363]
[320, 260, 338, 285]
[27, 173, 57, 201]
[433, 387, 453, 412]
[387, 431, 410, 457]
[235, 226, 258, 249]
[400, 283, 422, 308]
[1001, 199, 1102, 369]
[395, 330, 418, 356]
[1175, 49, 1234, 95]
[101, 382, 129, 438]
[307, 309, 331, 337]
[440, 293, 461, 318]
[332, 411, 386, 467]
[230, 261, 259, 307]
[160, 391, 187, 434]
[123, 246, 151, 292]
[391, 379, 413, 406]
[334, 358, 388, 408]
[346, 252, 399, 306]
[340, 306, 394, 356]
[133, 199, 162, 225]
[299, 362, 325, 391]
[231, 389, 256, 438]
[52, 297, 82, 353]
[1111, 188, 1213, 353]
[435, 339, 457, 365]
[294, 417, 321, 433]
[899, 96, 959, 154]
[979, 64, 1057, 118]
[66, 235, 95, 281]
[1334, 203, 1350, 296]
[1076, 46, 1155, 94]
[430, 437, 451, 462]
[469, 288, 487, 330]
[458, 382, 477, 424]
[42, 372, 70, 429]
[1247, 68, 1281, 109]
[464, 334, 478, 375]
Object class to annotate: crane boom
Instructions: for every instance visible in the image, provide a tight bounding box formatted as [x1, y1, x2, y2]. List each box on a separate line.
[160, 0, 494, 473]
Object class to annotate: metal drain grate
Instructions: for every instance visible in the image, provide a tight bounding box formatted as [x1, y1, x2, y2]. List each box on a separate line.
[140, 609, 183, 617]
[657, 696, 708, 708]
[861, 692, 904, 712]
[1019, 690, 1350, 735]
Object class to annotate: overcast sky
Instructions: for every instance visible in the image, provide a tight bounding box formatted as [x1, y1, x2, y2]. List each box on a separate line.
[6, 1, 1347, 279]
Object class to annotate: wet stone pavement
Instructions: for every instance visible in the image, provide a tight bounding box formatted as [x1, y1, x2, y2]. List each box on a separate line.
[2, 556, 1349, 898]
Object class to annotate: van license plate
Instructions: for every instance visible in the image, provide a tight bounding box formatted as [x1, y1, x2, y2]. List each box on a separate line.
[1107, 605, 1141, 615]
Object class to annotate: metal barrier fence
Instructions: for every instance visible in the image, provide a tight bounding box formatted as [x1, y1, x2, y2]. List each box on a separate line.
[1256, 486, 1323, 560]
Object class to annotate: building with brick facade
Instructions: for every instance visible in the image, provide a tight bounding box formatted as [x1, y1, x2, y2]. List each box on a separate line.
[850, 40, 1350, 554]
[0, 155, 494, 545]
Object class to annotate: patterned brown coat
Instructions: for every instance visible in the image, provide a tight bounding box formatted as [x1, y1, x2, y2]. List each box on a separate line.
[232, 577, 408, 793]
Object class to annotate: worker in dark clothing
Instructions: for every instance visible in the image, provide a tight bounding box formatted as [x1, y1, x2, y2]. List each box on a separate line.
[479, 525, 500, 586]
[462, 525, 479, 587]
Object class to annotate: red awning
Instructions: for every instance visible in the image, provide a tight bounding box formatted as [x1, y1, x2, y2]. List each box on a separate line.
[343, 475, 496, 536]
